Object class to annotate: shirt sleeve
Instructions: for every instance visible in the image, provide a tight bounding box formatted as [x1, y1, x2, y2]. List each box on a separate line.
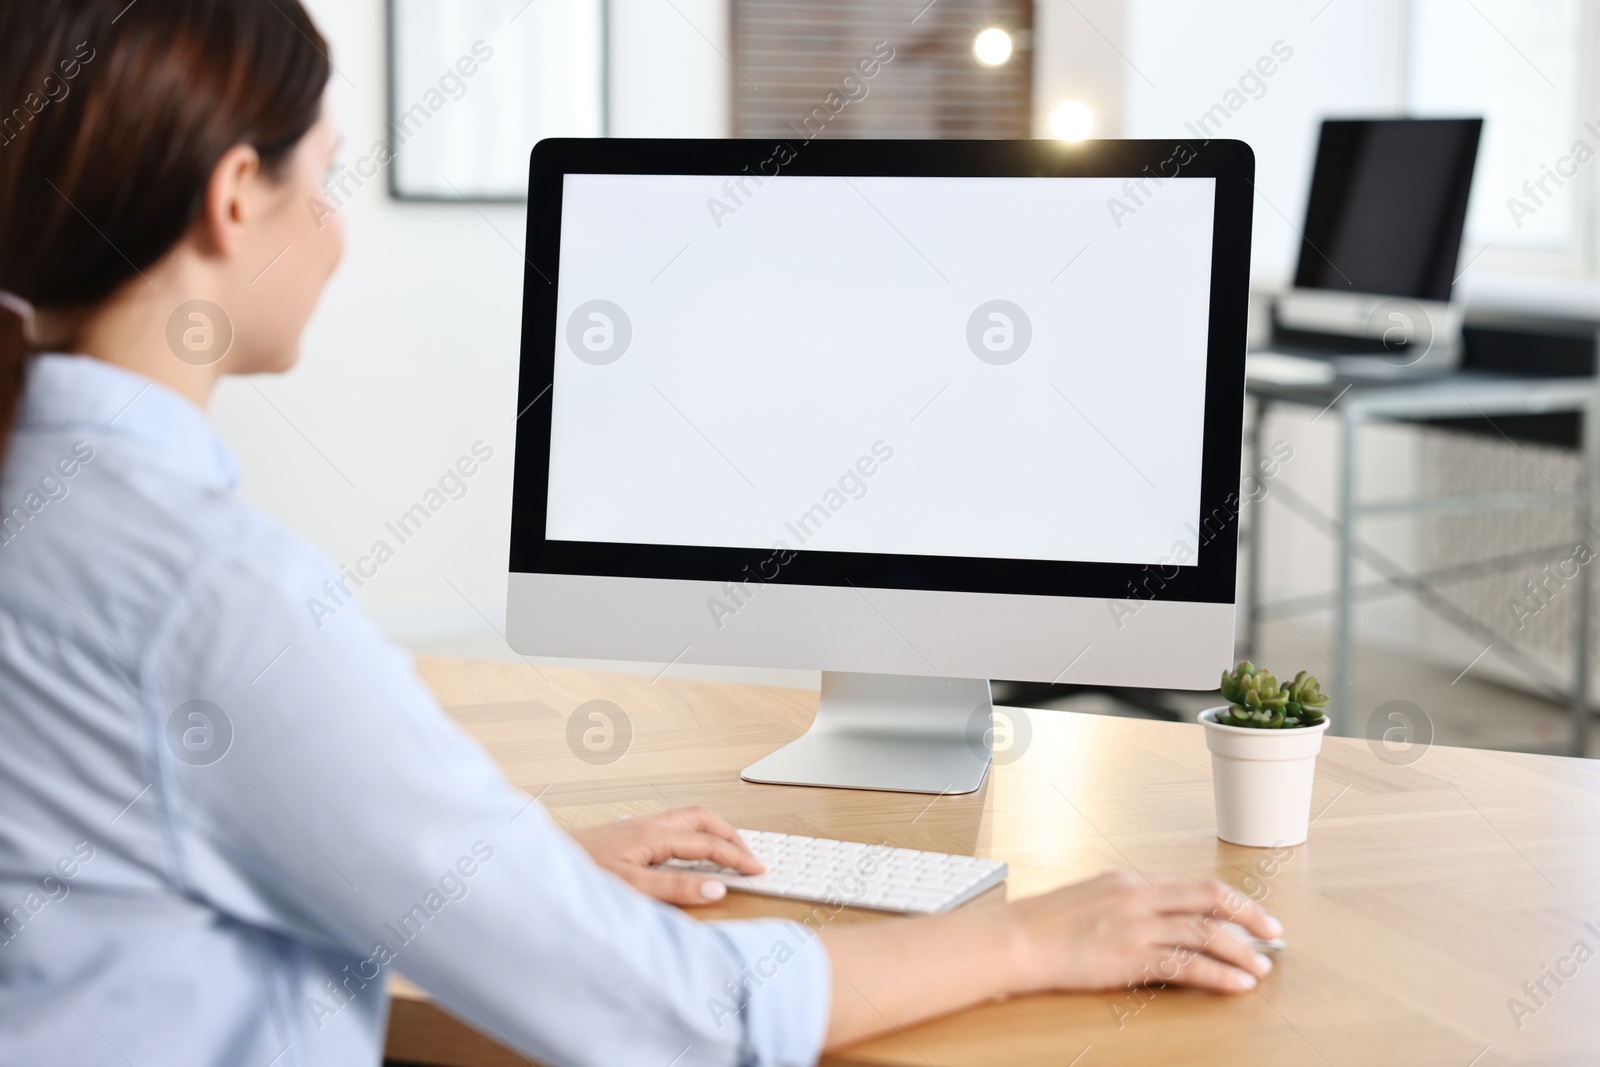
[141, 525, 831, 1067]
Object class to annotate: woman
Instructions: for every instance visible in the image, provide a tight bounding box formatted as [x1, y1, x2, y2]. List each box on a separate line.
[0, 2, 1279, 1065]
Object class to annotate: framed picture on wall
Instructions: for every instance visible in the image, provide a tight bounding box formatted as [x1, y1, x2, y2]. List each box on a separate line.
[387, 0, 606, 201]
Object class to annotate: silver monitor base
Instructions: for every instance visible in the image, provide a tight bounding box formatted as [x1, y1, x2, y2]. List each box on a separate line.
[741, 672, 993, 794]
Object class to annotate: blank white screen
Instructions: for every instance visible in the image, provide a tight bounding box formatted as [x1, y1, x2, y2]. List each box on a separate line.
[546, 173, 1215, 565]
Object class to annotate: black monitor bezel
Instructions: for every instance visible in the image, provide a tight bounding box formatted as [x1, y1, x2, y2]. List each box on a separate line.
[510, 137, 1254, 604]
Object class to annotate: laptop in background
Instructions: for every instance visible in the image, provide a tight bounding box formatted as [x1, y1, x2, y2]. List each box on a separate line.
[1249, 117, 1483, 385]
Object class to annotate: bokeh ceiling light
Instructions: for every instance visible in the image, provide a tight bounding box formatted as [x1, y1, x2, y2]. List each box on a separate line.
[1050, 99, 1094, 141]
[973, 28, 1013, 67]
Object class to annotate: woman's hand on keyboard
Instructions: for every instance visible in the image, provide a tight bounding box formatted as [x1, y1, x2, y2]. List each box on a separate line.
[570, 806, 765, 907]
[1008, 870, 1282, 994]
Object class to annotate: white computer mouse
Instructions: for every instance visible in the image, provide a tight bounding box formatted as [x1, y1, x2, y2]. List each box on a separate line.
[1221, 920, 1286, 954]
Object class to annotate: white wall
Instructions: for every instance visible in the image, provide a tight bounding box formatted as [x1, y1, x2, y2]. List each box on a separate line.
[1033, 0, 1131, 138]
[609, 0, 730, 137]
[1125, 0, 1406, 285]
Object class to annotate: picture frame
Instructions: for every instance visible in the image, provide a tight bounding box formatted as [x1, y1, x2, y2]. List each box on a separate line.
[386, 0, 607, 202]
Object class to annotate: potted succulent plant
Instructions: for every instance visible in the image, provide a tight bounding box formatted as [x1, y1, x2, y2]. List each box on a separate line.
[1199, 662, 1331, 847]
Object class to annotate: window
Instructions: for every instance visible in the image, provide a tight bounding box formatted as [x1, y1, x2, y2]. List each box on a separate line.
[1406, 0, 1594, 267]
[731, 0, 1033, 139]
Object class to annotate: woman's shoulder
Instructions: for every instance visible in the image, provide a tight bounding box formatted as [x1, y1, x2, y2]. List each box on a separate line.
[0, 425, 339, 675]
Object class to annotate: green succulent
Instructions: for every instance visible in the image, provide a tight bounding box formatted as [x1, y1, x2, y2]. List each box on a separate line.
[1280, 670, 1329, 727]
[1215, 661, 1327, 729]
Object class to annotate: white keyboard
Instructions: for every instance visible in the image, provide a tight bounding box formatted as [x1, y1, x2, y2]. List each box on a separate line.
[659, 829, 1008, 914]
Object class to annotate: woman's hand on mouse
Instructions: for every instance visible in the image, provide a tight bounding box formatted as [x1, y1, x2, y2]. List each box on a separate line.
[1002, 870, 1282, 995]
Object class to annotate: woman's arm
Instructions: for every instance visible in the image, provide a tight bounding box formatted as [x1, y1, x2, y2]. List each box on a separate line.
[820, 871, 1278, 1049]
[151, 538, 834, 1067]
[567, 811, 1280, 1050]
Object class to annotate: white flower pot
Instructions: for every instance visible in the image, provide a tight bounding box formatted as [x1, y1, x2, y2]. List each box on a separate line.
[1200, 707, 1330, 847]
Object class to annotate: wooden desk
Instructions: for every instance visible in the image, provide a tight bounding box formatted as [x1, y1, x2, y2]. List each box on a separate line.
[387, 656, 1600, 1067]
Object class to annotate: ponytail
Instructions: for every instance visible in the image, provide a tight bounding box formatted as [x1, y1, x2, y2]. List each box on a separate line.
[0, 294, 29, 472]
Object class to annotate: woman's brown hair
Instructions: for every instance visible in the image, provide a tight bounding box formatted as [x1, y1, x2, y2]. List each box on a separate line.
[0, 0, 330, 466]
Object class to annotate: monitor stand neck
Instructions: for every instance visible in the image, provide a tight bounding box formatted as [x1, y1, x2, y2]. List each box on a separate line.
[741, 672, 993, 794]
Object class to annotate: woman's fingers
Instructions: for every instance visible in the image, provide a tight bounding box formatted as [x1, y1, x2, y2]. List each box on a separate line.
[1149, 916, 1272, 979]
[670, 806, 748, 853]
[1163, 949, 1262, 993]
[658, 825, 763, 874]
[1149, 876, 1282, 941]
[656, 807, 764, 873]
[626, 865, 731, 907]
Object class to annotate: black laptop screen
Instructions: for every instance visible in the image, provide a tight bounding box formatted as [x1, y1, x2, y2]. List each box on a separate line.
[1294, 118, 1481, 302]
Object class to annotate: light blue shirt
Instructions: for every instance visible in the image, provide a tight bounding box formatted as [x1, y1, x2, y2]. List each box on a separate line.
[0, 354, 829, 1067]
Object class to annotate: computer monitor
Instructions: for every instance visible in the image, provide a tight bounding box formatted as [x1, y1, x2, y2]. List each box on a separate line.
[1272, 118, 1481, 371]
[1293, 118, 1481, 302]
[508, 138, 1255, 794]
